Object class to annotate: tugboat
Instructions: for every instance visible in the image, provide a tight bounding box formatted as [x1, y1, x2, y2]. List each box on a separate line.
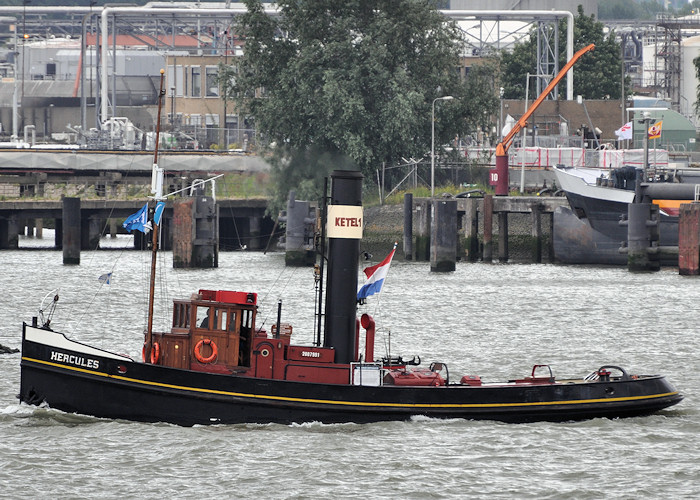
[19, 168, 683, 425]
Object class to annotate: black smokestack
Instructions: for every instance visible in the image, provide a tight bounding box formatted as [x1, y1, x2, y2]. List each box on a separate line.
[324, 170, 363, 364]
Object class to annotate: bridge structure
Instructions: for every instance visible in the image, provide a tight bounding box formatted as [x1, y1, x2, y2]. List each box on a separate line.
[0, 149, 270, 197]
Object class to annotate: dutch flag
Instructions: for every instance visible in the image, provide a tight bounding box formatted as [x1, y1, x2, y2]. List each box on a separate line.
[357, 243, 397, 301]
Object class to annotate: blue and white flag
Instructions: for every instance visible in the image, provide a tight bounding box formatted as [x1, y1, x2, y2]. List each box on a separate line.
[98, 272, 112, 285]
[357, 243, 397, 301]
[153, 201, 166, 226]
[122, 203, 151, 233]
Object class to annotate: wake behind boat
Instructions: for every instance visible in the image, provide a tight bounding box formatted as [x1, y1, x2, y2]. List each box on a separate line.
[19, 168, 683, 425]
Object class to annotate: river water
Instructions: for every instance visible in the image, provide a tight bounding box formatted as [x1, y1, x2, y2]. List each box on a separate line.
[0, 235, 698, 499]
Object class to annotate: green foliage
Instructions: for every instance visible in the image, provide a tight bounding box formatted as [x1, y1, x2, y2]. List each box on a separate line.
[227, 0, 498, 210]
[599, 0, 667, 20]
[501, 6, 628, 100]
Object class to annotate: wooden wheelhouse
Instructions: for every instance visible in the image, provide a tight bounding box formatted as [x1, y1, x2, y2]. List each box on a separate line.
[149, 289, 257, 373]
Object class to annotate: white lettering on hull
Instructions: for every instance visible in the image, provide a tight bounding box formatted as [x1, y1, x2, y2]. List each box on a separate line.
[50, 350, 100, 370]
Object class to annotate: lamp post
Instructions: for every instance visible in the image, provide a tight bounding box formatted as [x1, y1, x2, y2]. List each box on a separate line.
[431, 95, 454, 198]
[640, 112, 651, 180]
[499, 87, 504, 140]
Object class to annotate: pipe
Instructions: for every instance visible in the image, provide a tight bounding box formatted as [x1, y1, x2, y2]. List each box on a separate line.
[361, 314, 375, 363]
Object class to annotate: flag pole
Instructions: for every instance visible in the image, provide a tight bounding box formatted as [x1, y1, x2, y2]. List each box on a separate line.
[146, 69, 166, 361]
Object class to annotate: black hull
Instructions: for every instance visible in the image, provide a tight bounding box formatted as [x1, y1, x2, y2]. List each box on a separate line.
[553, 206, 628, 265]
[563, 190, 679, 247]
[20, 325, 683, 426]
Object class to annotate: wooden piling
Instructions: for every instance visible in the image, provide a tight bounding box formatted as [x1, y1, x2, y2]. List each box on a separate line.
[0, 217, 19, 249]
[414, 199, 431, 261]
[463, 198, 479, 262]
[173, 199, 192, 267]
[87, 217, 102, 250]
[249, 216, 262, 250]
[483, 195, 493, 262]
[62, 197, 81, 265]
[498, 211, 509, 262]
[625, 202, 660, 272]
[530, 203, 542, 263]
[282, 193, 315, 266]
[430, 199, 457, 272]
[403, 193, 413, 260]
[678, 203, 700, 275]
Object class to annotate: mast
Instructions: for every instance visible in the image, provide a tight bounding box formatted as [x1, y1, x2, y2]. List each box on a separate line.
[146, 69, 166, 358]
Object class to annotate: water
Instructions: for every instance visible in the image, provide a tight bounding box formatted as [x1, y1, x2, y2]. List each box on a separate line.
[1, 236, 698, 499]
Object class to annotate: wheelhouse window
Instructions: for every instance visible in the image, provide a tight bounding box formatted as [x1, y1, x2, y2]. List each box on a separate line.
[196, 306, 237, 332]
[172, 302, 191, 329]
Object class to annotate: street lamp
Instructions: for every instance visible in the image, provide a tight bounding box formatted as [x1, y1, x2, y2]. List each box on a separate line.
[431, 95, 454, 198]
[639, 111, 652, 180]
[499, 87, 504, 140]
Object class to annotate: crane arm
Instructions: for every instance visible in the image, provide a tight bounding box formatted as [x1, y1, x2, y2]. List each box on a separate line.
[496, 43, 595, 156]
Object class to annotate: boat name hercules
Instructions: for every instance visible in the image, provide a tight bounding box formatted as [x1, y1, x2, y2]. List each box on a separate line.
[50, 351, 100, 369]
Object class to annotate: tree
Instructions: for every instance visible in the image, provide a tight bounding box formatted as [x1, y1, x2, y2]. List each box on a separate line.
[224, 0, 497, 210]
[501, 6, 628, 100]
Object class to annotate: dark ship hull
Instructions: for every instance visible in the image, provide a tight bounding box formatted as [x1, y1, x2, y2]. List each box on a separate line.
[553, 166, 694, 265]
[21, 324, 682, 426]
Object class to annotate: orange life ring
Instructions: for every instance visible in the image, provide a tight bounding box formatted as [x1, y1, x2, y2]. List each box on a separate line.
[194, 339, 218, 364]
[142, 343, 147, 362]
[150, 342, 161, 364]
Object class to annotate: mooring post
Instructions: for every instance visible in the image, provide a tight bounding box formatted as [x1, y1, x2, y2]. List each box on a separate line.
[547, 212, 555, 263]
[625, 202, 660, 272]
[414, 198, 431, 261]
[54, 217, 62, 249]
[530, 202, 542, 263]
[88, 216, 102, 250]
[62, 196, 81, 265]
[193, 197, 218, 268]
[249, 216, 262, 250]
[172, 197, 218, 268]
[430, 199, 457, 272]
[483, 194, 493, 262]
[403, 193, 413, 260]
[0, 216, 19, 249]
[280, 191, 316, 266]
[463, 198, 479, 262]
[678, 203, 700, 275]
[0, 219, 7, 249]
[498, 211, 509, 263]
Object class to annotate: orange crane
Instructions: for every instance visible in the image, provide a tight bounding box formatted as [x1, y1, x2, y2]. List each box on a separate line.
[494, 43, 595, 195]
